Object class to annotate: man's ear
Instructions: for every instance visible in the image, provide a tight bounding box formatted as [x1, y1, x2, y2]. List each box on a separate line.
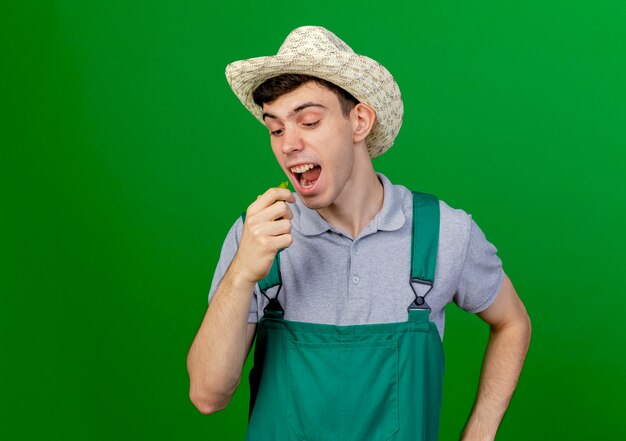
[351, 103, 377, 143]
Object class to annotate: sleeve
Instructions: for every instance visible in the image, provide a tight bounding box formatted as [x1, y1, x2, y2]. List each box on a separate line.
[207, 216, 259, 324]
[453, 215, 506, 313]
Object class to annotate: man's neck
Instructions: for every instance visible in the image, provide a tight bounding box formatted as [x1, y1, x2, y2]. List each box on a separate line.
[317, 169, 384, 240]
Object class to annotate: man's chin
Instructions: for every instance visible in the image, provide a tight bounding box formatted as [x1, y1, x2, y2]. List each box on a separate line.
[298, 195, 328, 211]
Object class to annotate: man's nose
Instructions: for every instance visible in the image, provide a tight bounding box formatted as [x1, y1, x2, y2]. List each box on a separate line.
[281, 127, 304, 155]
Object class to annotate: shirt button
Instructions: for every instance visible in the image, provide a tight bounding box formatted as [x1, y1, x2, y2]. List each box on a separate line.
[352, 276, 360, 284]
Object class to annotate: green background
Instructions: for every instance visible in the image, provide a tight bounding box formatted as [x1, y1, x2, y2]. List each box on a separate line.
[2, 1, 625, 439]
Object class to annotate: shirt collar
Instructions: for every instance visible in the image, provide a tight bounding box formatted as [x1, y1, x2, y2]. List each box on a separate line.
[296, 172, 406, 237]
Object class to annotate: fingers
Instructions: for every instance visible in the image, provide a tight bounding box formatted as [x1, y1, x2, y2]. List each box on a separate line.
[246, 201, 293, 229]
[252, 218, 292, 237]
[243, 186, 295, 241]
[249, 188, 295, 212]
[245, 218, 293, 252]
[267, 200, 294, 221]
[249, 230, 293, 254]
[234, 187, 295, 283]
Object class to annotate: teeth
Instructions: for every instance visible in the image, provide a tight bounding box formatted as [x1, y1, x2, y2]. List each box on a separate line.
[290, 163, 317, 173]
[300, 175, 315, 188]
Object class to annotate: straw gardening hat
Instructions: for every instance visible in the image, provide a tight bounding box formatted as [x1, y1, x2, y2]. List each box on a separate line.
[225, 26, 404, 158]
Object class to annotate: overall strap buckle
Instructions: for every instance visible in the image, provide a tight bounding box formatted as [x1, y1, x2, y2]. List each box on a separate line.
[263, 296, 284, 319]
[408, 279, 433, 311]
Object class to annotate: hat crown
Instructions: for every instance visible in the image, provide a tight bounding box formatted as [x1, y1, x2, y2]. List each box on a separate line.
[277, 26, 355, 57]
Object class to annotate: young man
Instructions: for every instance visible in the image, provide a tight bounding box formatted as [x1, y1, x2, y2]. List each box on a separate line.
[187, 26, 531, 441]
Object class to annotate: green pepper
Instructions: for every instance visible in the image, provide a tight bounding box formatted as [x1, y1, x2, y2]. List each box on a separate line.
[278, 181, 290, 189]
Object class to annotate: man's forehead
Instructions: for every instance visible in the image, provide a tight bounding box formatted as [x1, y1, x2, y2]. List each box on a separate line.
[262, 102, 327, 121]
[261, 82, 338, 119]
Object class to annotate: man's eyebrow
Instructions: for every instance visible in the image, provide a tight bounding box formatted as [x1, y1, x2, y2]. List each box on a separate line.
[262, 102, 327, 120]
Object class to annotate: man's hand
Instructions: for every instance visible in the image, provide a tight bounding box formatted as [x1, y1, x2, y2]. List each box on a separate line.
[232, 187, 296, 284]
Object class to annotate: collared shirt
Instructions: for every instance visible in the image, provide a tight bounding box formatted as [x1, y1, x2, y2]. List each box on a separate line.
[208, 172, 505, 340]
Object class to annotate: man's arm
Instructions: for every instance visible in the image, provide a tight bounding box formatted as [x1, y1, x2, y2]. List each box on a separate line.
[460, 274, 532, 441]
[186, 269, 258, 415]
[186, 187, 295, 415]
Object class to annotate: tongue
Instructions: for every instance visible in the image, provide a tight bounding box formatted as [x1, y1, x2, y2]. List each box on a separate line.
[302, 165, 321, 182]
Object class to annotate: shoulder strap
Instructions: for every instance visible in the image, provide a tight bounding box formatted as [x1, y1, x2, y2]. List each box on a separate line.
[411, 192, 439, 284]
[409, 191, 440, 310]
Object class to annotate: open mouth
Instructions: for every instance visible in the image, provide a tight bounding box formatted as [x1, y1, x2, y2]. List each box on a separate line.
[290, 163, 322, 190]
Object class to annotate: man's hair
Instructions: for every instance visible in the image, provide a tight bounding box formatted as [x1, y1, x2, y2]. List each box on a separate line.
[252, 74, 360, 117]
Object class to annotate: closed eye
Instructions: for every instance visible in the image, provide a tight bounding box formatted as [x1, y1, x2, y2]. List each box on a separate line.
[303, 121, 319, 128]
